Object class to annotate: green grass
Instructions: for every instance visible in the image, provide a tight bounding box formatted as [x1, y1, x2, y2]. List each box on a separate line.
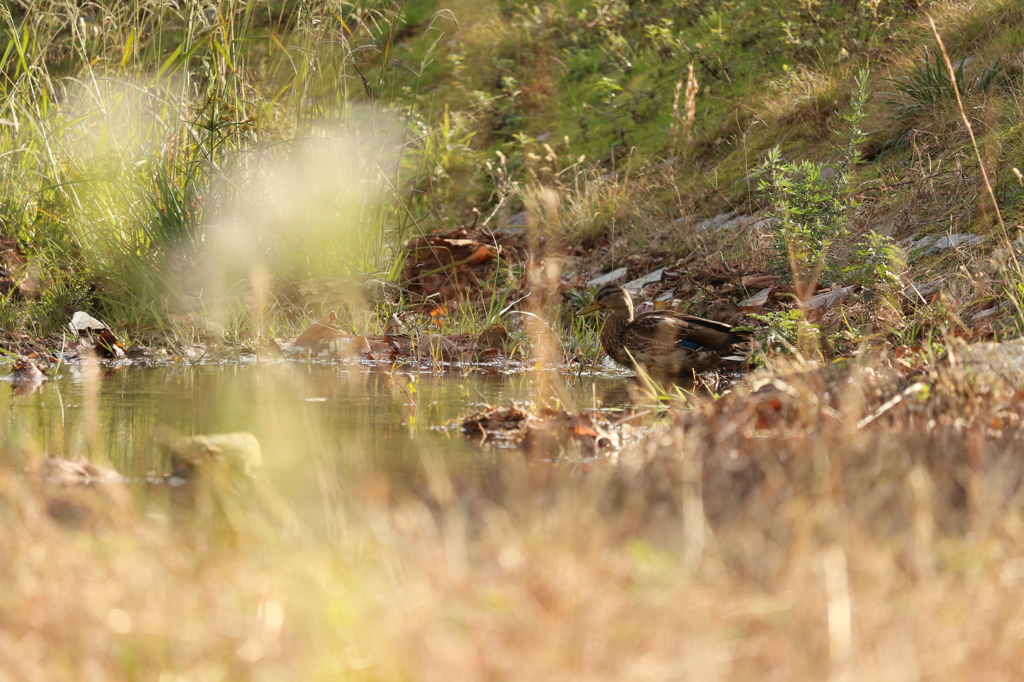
[0, 0, 1022, 356]
[0, 0, 483, 343]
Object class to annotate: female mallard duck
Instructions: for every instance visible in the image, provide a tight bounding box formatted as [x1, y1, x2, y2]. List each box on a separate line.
[578, 284, 750, 378]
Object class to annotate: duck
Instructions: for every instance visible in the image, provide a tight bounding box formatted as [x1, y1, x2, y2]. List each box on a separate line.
[10, 356, 46, 384]
[577, 283, 751, 378]
[6, 356, 47, 394]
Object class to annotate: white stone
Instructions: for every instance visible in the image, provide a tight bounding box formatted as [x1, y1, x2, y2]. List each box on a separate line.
[587, 266, 629, 287]
[694, 211, 736, 233]
[69, 311, 107, 333]
[622, 268, 666, 293]
[911, 233, 980, 255]
[927, 233, 980, 254]
[804, 286, 856, 310]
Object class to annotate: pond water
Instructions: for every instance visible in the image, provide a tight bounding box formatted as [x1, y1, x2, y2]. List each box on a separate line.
[1, 361, 638, 492]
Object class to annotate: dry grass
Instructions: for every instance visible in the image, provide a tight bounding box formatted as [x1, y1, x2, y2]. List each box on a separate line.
[759, 65, 853, 129]
[5, 343, 1024, 679]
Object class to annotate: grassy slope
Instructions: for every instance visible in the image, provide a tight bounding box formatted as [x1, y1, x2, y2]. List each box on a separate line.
[0, 0, 1023, 348]
[403, 0, 1024, 355]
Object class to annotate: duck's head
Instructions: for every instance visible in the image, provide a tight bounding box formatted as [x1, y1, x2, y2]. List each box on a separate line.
[577, 283, 634, 316]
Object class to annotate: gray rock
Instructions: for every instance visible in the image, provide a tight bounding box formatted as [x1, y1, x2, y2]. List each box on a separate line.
[622, 267, 666, 293]
[911, 233, 980, 255]
[691, 212, 770, 235]
[959, 337, 1024, 390]
[503, 211, 529, 227]
[716, 214, 759, 233]
[819, 166, 842, 183]
[909, 234, 938, 252]
[804, 286, 856, 310]
[972, 301, 1014, 321]
[738, 287, 772, 312]
[694, 211, 737, 233]
[748, 215, 779, 232]
[927, 233, 980, 255]
[586, 266, 629, 287]
[69, 311, 108, 333]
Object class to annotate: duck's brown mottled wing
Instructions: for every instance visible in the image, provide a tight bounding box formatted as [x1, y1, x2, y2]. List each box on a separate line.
[629, 312, 747, 350]
[619, 326, 680, 362]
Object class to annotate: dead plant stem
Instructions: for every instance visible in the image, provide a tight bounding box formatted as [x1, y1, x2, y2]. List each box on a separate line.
[928, 16, 1021, 280]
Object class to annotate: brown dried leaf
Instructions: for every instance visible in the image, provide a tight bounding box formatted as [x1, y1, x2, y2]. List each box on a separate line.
[341, 335, 371, 359]
[417, 334, 460, 360]
[462, 405, 530, 442]
[294, 312, 345, 349]
[738, 287, 772, 313]
[476, 324, 509, 350]
[363, 338, 393, 360]
[741, 274, 780, 289]
[386, 334, 414, 356]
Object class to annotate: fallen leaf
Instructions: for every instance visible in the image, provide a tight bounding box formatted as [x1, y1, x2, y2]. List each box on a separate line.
[476, 348, 501, 361]
[475, 324, 509, 350]
[294, 312, 346, 349]
[804, 285, 857, 310]
[363, 337, 393, 359]
[417, 334, 459, 360]
[462, 405, 530, 442]
[741, 274, 780, 289]
[341, 335, 371, 359]
[738, 287, 772, 313]
[465, 244, 496, 265]
[441, 238, 478, 248]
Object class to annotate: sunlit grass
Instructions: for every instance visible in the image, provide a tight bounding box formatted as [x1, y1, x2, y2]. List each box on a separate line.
[0, 0, 474, 343]
[5, 0, 1024, 679]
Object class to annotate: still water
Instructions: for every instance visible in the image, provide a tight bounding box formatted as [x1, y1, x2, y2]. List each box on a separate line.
[1, 361, 636, 486]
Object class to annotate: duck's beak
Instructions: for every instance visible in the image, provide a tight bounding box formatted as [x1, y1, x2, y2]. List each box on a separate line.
[576, 300, 604, 316]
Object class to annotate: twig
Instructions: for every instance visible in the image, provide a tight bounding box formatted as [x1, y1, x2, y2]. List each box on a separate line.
[928, 17, 1018, 272]
[851, 168, 957, 197]
[857, 382, 926, 429]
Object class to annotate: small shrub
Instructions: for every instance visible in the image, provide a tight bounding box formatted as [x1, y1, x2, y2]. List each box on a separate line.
[755, 150, 850, 292]
[844, 230, 905, 291]
[756, 70, 904, 295]
[748, 308, 821, 364]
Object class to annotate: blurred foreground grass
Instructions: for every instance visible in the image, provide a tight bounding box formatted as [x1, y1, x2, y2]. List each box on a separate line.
[3, 348, 1024, 679]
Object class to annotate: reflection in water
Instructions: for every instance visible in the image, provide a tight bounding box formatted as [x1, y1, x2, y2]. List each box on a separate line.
[1, 363, 637, 496]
